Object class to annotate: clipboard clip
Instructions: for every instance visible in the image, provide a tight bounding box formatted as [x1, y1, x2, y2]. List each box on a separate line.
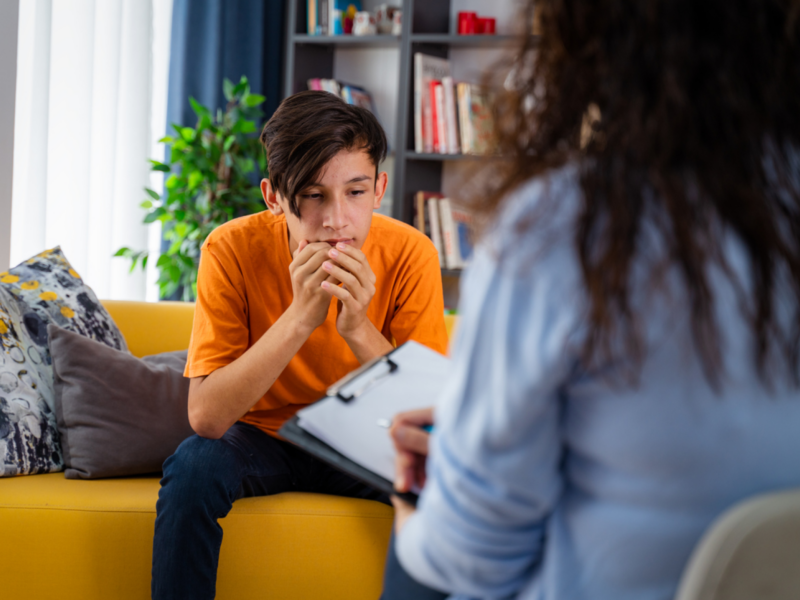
[327, 354, 399, 403]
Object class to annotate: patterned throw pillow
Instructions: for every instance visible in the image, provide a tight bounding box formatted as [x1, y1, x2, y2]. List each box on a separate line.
[0, 246, 129, 476]
[0, 287, 62, 475]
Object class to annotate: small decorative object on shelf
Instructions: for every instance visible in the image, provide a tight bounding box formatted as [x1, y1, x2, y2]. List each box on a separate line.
[353, 11, 377, 35]
[310, 0, 401, 37]
[458, 11, 497, 35]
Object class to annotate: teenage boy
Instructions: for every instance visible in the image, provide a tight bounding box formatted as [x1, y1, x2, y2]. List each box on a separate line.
[150, 91, 448, 599]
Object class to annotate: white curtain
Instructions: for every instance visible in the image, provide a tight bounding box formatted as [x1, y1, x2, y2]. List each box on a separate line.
[11, 0, 172, 301]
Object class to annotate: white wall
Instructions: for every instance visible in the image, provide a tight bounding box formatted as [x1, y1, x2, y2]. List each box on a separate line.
[0, 0, 20, 271]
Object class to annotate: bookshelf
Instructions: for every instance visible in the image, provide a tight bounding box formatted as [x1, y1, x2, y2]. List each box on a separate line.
[284, 0, 521, 307]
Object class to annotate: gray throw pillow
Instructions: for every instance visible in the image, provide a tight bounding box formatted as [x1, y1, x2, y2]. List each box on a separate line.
[48, 324, 194, 479]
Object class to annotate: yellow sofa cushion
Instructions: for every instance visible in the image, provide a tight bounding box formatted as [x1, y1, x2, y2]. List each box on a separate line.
[0, 472, 393, 600]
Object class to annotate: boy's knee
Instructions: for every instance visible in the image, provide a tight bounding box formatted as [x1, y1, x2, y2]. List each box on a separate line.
[159, 435, 241, 505]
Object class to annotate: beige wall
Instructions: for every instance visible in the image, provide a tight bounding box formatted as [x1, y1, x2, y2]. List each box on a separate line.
[0, 0, 19, 271]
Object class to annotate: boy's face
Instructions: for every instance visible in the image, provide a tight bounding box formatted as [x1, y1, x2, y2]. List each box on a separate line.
[261, 148, 388, 254]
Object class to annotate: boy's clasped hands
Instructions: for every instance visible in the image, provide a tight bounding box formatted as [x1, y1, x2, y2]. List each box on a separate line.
[287, 239, 377, 339]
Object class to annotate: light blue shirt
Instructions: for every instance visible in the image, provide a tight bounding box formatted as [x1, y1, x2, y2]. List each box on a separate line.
[396, 168, 800, 600]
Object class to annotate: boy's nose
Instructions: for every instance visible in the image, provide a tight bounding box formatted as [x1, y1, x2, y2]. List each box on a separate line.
[323, 195, 348, 230]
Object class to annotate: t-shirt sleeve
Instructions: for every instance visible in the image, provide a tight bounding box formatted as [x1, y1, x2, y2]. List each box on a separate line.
[390, 250, 449, 355]
[184, 239, 250, 378]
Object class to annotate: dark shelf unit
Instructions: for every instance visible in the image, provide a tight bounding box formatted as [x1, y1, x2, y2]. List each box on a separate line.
[284, 0, 517, 225]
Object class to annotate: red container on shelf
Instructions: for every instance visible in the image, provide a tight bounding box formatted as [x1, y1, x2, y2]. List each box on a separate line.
[477, 17, 496, 34]
[458, 11, 477, 34]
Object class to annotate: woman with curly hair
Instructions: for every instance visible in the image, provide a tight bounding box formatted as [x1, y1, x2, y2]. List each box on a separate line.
[382, 0, 800, 598]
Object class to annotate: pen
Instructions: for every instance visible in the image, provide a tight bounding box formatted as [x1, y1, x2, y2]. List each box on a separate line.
[376, 418, 433, 433]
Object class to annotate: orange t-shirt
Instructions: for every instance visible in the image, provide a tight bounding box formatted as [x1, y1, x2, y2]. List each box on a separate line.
[185, 210, 448, 437]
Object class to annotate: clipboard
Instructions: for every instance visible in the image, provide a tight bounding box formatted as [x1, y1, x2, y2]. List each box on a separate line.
[277, 341, 451, 507]
[279, 414, 420, 506]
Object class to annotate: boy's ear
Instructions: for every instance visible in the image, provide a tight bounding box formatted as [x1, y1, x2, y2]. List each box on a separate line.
[261, 179, 284, 215]
[373, 171, 388, 211]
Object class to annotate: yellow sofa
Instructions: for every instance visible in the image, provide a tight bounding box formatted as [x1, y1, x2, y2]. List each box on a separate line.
[0, 301, 458, 600]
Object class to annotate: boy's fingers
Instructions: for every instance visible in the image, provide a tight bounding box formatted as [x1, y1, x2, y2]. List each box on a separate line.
[332, 244, 377, 284]
[292, 242, 330, 264]
[320, 280, 356, 305]
[293, 247, 333, 280]
[322, 262, 369, 303]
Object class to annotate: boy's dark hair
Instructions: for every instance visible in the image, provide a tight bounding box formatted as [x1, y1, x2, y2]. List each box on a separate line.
[260, 90, 388, 218]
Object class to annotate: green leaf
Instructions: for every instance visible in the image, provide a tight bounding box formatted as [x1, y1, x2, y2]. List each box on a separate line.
[149, 160, 171, 172]
[145, 188, 160, 200]
[223, 78, 234, 101]
[165, 174, 180, 190]
[142, 255, 148, 270]
[174, 209, 187, 222]
[144, 206, 167, 224]
[243, 94, 265, 108]
[188, 171, 203, 190]
[223, 135, 236, 151]
[179, 254, 195, 269]
[238, 120, 257, 134]
[189, 96, 209, 117]
[156, 253, 172, 268]
[114, 247, 131, 257]
[140, 200, 153, 209]
[167, 265, 182, 283]
[158, 136, 173, 143]
[180, 127, 196, 142]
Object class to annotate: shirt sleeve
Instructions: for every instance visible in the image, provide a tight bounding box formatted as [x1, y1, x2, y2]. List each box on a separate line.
[389, 251, 449, 355]
[395, 214, 585, 597]
[184, 239, 250, 378]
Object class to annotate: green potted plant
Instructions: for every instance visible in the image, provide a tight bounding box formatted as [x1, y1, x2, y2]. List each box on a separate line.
[116, 76, 267, 300]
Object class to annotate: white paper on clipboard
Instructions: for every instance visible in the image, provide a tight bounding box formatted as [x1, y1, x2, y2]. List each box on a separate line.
[296, 341, 451, 482]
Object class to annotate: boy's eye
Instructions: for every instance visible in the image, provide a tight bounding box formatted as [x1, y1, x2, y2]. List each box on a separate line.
[350, 189, 365, 196]
[302, 193, 323, 200]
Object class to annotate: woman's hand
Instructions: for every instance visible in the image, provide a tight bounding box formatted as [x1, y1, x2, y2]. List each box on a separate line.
[389, 407, 434, 535]
[391, 495, 417, 535]
[389, 407, 434, 492]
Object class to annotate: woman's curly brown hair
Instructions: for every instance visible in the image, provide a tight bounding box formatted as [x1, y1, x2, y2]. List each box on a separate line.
[481, 0, 800, 385]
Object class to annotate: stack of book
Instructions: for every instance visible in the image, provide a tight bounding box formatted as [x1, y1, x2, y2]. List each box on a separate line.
[414, 191, 474, 270]
[413, 53, 494, 156]
[307, 79, 376, 113]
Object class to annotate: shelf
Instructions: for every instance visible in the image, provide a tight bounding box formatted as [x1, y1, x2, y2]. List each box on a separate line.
[410, 34, 526, 47]
[406, 152, 501, 161]
[292, 34, 401, 48]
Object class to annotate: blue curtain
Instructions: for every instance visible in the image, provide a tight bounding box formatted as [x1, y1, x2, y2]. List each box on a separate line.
[166, 0, 286, 133]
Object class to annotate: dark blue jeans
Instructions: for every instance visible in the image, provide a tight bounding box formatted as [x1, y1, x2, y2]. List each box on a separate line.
[151, 421, 387, 600]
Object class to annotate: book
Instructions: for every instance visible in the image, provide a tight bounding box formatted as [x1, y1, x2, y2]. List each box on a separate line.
[457, 82, 472, 154]
[438, 198, 474, 269]
[450, 204, 474, 264]
[426, 195, 445, 267]
[308, 0, 317, 35]
[466, 84, 494, 155]
[442, 76, 460, 155]
[415, 192, 445, 266]
[438, 197, 460, 269]
[414, 54, 451, 154]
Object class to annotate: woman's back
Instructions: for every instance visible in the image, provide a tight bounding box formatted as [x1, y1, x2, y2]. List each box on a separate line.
[396, 169, 800, 600]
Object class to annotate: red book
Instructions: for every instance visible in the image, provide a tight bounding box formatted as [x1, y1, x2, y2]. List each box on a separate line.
[429, 80, 441, 154]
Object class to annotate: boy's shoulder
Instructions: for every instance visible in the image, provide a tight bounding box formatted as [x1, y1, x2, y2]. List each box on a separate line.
[203, 210, 284, 256]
